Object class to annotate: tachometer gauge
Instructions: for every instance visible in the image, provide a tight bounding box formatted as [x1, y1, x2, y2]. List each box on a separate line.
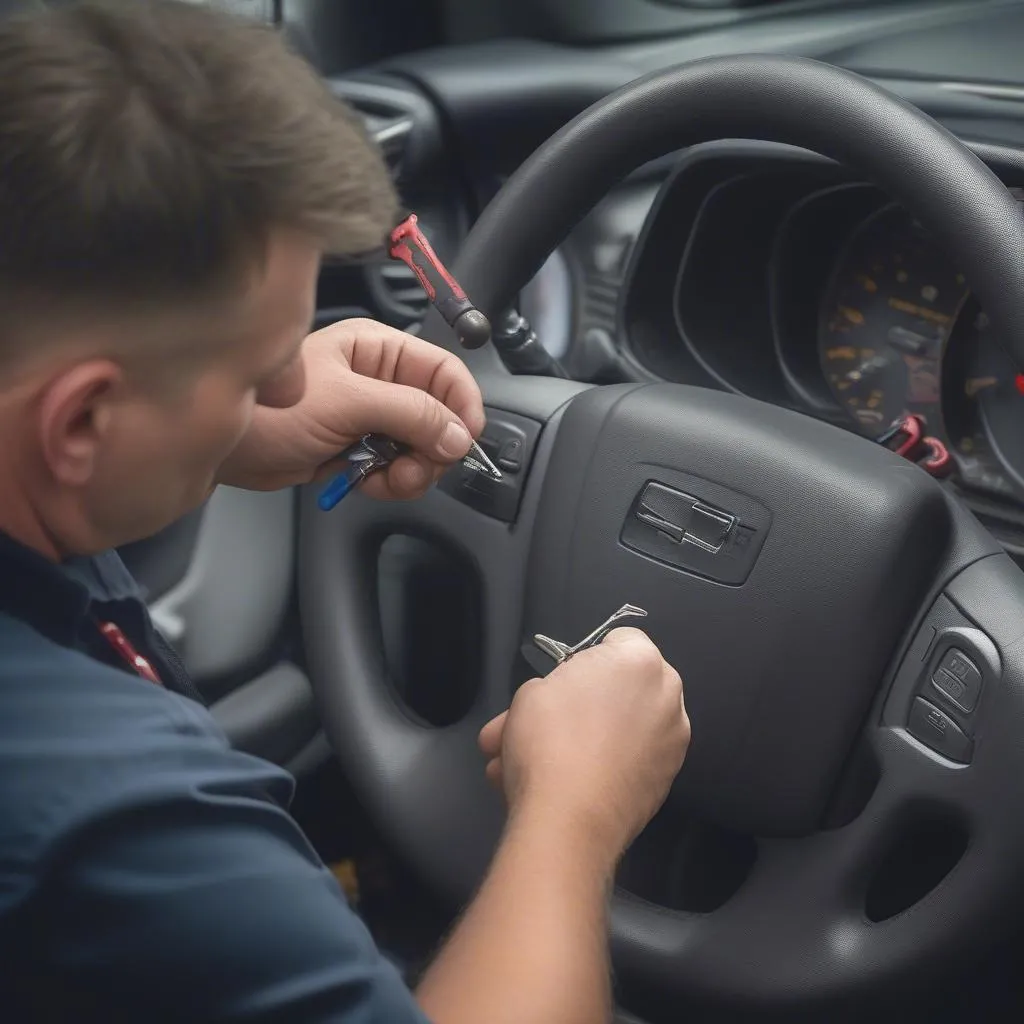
[819, 206, 969, 438]
[943, 299, 1024, 498]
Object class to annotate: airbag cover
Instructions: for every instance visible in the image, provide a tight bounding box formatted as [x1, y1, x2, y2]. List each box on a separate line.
[524, 383, 951, 835]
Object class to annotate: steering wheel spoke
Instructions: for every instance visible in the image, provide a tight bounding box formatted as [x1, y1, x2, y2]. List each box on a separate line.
[611, 728, 985, 1011]
[611, 565, 1024, 1012]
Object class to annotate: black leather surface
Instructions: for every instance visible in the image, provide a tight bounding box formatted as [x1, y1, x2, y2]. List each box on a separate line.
[448, 55, 1024, 379]
[303, 53, 1024, 1016]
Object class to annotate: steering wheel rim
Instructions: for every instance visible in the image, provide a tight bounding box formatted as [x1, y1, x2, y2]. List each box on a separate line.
[301, 55, 1024, 1015]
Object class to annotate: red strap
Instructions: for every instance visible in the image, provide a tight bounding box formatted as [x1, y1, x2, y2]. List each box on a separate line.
[97, 621, 163, 686]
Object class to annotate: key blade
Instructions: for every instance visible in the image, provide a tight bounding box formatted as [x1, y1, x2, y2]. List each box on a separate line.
[463, 440, 503, 480]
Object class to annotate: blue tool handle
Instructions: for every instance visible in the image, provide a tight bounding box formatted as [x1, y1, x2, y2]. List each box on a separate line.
[317, 465, 364, 512]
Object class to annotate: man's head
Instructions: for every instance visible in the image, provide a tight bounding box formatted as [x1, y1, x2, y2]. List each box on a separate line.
[0, 0, 398, 556]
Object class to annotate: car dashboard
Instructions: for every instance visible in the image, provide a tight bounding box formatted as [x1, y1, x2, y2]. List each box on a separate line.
[603, 145, 1024, 553]
[321, 0, 1024, 562]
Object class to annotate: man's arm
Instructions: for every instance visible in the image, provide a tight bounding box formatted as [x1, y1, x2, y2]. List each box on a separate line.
[417, 628, 690, 1024]
[417, 803, 615, 1024]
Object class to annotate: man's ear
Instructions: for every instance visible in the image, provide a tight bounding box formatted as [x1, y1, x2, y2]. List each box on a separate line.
[37, 360, 123, 486]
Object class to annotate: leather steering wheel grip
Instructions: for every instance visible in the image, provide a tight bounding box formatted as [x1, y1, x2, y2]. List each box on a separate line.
[303, 54, 1024, 1017]
[447, 54, 1024, 374]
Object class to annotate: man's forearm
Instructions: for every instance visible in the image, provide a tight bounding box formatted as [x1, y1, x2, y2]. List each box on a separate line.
[416, 802, 616, 1024]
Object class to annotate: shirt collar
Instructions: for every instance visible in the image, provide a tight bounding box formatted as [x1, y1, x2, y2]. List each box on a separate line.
[0, 530, 141, 646]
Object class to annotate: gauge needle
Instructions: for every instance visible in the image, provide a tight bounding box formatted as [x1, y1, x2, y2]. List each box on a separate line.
[844, 353, 892, 383]
[965, 376, 999, 398]
[887, 325, 934, 356]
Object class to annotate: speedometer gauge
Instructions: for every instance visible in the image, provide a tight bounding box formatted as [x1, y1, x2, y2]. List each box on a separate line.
[819, 206, 969, 438]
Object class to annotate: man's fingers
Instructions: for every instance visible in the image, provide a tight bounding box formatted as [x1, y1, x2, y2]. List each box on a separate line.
[332, 320, 486, 438]
[359, 453, 438, 501]
[345, 375, 474, 464]
[478, 710, 508, 758]
[600, 626, 655, 648]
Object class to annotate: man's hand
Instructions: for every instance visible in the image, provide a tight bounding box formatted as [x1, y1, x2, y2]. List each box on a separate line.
[417, 629, 687, 1024]
[218, 318, 485, 498]
[479, 628, 690, 860]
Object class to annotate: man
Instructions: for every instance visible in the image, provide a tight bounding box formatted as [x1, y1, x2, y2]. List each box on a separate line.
[0, 3, 690, 1023]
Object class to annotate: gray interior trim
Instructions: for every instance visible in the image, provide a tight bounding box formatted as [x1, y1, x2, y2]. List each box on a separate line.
[210, 661, 319, 765]
[284, 730, 334, 779]
[149, 486, 294, 680]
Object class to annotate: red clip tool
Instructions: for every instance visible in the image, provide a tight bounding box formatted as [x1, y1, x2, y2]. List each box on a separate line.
[877, 414, 953, 479]
[388, 214, 491, 350]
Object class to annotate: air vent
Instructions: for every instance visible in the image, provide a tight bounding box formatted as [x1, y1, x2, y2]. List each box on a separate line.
[329, 77, 440, 183]
[340, 92, 415, 179]
[336, 92, 422, 328]
[327, 79, 446, 331]
[362, 110, 415, 174]
[366, 260, 428, 331]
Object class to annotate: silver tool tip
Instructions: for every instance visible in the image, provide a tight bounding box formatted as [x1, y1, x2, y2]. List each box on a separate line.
[465, 440, 503, 480]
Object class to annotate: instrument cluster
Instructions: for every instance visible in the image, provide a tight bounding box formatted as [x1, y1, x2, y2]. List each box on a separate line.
[815, 203, 1024, 499]
[621, 150, 1024, 516]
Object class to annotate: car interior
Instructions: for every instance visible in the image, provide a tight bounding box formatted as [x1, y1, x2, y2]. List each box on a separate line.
[14, 0, 1024, 1020]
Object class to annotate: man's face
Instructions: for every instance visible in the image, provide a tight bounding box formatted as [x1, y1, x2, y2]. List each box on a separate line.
[33, 231, 320, 553]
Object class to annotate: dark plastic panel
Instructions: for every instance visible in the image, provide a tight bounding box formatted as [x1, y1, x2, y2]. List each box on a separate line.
[438, 408, 542, 522]
[210, 662, 320, 765]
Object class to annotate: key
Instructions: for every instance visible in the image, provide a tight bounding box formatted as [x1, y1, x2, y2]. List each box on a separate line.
[533, 604, 648, 665]
[317, 435, 404, 511]
[318, 433, 502, 512]
[463, 439, 503, 480]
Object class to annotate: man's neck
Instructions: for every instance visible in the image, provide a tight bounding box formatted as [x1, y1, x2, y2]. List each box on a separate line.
[0, 486, 62, 563]
[0, 395, 64, 561]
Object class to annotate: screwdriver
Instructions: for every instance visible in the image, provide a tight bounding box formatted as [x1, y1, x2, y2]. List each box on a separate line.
[388, 213, 492, 350]
[318, 433, 502, 513]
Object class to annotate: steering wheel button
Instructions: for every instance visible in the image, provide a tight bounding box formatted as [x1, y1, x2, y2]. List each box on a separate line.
[942, 649, 978, 683]
[907, 697, 973, 763]
[931, 649, 982, 713]
[497, 438, 523, 473]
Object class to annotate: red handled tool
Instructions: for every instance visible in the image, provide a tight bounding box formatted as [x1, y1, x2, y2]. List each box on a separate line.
[388, 213, 491, 350]
[877, 414, 927, 459]
[877, 414, 953, 479]
[918, 436, 954, 478]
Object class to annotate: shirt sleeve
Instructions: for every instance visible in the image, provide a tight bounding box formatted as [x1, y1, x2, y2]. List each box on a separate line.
[30, 700, 433, 1024]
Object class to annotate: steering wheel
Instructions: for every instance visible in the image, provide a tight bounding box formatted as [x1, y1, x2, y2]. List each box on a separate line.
[300, 55, 1024, 1017]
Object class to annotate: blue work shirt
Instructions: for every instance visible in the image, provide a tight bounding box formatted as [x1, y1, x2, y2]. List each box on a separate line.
[0, 529, 430, 1022]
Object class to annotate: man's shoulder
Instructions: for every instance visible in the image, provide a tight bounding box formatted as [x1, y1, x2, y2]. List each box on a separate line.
[0, 612, 293, 912]
[0, 610, 212, 740]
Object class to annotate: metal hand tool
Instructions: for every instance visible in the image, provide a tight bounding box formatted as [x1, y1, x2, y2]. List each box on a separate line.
[533, 604, 649, 665]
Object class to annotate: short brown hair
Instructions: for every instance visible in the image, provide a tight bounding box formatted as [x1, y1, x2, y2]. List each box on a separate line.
[0, 0, 397, 358]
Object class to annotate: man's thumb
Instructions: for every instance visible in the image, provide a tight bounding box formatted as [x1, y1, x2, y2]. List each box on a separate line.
[353, 377, 473, 462]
